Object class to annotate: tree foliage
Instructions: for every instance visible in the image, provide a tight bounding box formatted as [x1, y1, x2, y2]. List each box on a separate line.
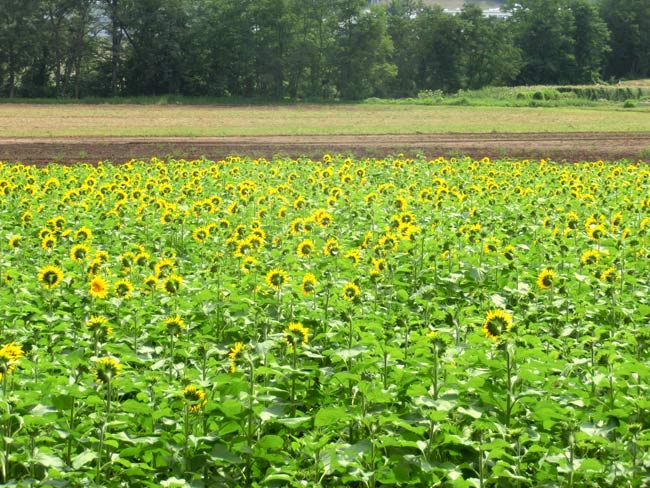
[0, 0, 640, 100]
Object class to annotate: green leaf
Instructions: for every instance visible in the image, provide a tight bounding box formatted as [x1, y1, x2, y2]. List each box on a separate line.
[490, 294, 507, 308]
[457, 406, 482, 419]
[50, 394, 74, 411]
[314, 406, 349, 427]
[257, 435, 284, 451]
[577, 458, 603, 472]
[34, 452, 65, 470]
[333, 346, 367, 360]
[121, 399, 151, 415]
[276, 416, 311, 428]
[72, 450, 98, 470]
[211, 443, 243, 464]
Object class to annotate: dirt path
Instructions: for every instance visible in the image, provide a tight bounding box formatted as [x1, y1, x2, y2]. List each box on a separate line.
[1, 132, 649, 163]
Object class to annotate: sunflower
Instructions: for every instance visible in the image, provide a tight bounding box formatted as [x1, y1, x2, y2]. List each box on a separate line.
[228, 342, 244, 373]
[580, 249, 600, 266]
[371, 257, 387, 274]
[183, 385, 207, 413]
[301, 273, 317, 295]
[289, 218, 304, 235]
[120, 251, 135, 269]
[247, 234, 265, 252]
[94, 357, 121, 384]
[297, 239, 315, 258]
[378, 232, 399, 253]
[192, 226, 209, 243]
[87, 258, 103, 277]
[394, 195, 408, 211]
[600, 266, 617, 284]
[134, 252, 149, 267]
[344, 249, 361, 265]
[21, 211, 32, 226]
[89, 275, 109, 298]
[142, 275, 158, 293]
[323, 237, 340, 257]
[234, 239, 253, 258]
[48, 216, 66, 230]
[164, 315, 185, 336]
[482, 309, 513, 341]
[0, 342, 24, 379]
[342, 282, 360, 301]
[95, 250, 109, 263]
[640, 217, 650, 233]
[265, 268, 288, 290]
[70, 243, 91, 263]
[86, 315, 112, 339]
[41, 235, 57, 251]
[293, 195, 306, 210]
[285, 322, 309, 351]
[8, 235, 21, 248]
[398, 222, 420, 240]
[161, 274, 183, 295]
[361, 231, 373, 250]
[365, 192, 379, 205]
[483, 237, 500, 254]
[536, 268, 556, 290]
[587, 223, 606, 241]
[241, 256, 259, 274]
[38, 265, 64, 289]
[314, 209, 333, 227]
[160, 210, 174, 224]
[114, 279, 134, 299]
[399, 211, 416, 225]
[154, 258, 175, 278]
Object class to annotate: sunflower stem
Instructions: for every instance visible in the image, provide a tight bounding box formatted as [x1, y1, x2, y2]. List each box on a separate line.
[183, 404, 190, 474]
[291, 347, 297, 415]
[96, 377, 111, 484]
[247, 360, 255, 446]
[169, 334, 175, 383]
[505, 343, 513, 431]
[66, 399, 75, 465]
[1, 373, 7, 483]
[432, 342, 439, 400]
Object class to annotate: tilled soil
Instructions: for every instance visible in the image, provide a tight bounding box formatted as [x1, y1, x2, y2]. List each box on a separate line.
[1, 132, 649, 164]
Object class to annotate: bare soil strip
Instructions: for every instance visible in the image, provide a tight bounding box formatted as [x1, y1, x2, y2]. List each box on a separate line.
[1, 133, 649, 164]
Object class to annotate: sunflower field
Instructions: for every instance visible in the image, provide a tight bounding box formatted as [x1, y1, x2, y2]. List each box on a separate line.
[0, 155, 649, 487]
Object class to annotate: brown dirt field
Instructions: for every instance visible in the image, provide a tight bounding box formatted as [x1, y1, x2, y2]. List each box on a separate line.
[1, 133, 649, 164]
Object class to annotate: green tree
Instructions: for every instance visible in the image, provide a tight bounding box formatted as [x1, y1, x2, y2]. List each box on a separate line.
[189, 0, 257, 97]
[120, 0, 193, 95]
[458, 4, 522, 89]
[414, 5, 465, 92]
[385, 0, 425, 97]
[0, 0, 43, 97]
[599, 0, 650, 79]
[569, 0, 610, 83]
[285, 0, 336, 99]
[330, 1, 396, 99]
[505, 0, 577, 84]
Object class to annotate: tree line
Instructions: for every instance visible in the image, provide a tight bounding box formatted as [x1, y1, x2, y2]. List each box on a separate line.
[0, 0, 648, 100]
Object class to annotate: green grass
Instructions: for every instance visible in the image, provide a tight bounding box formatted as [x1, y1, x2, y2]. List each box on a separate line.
[1, 103, 649, 138]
